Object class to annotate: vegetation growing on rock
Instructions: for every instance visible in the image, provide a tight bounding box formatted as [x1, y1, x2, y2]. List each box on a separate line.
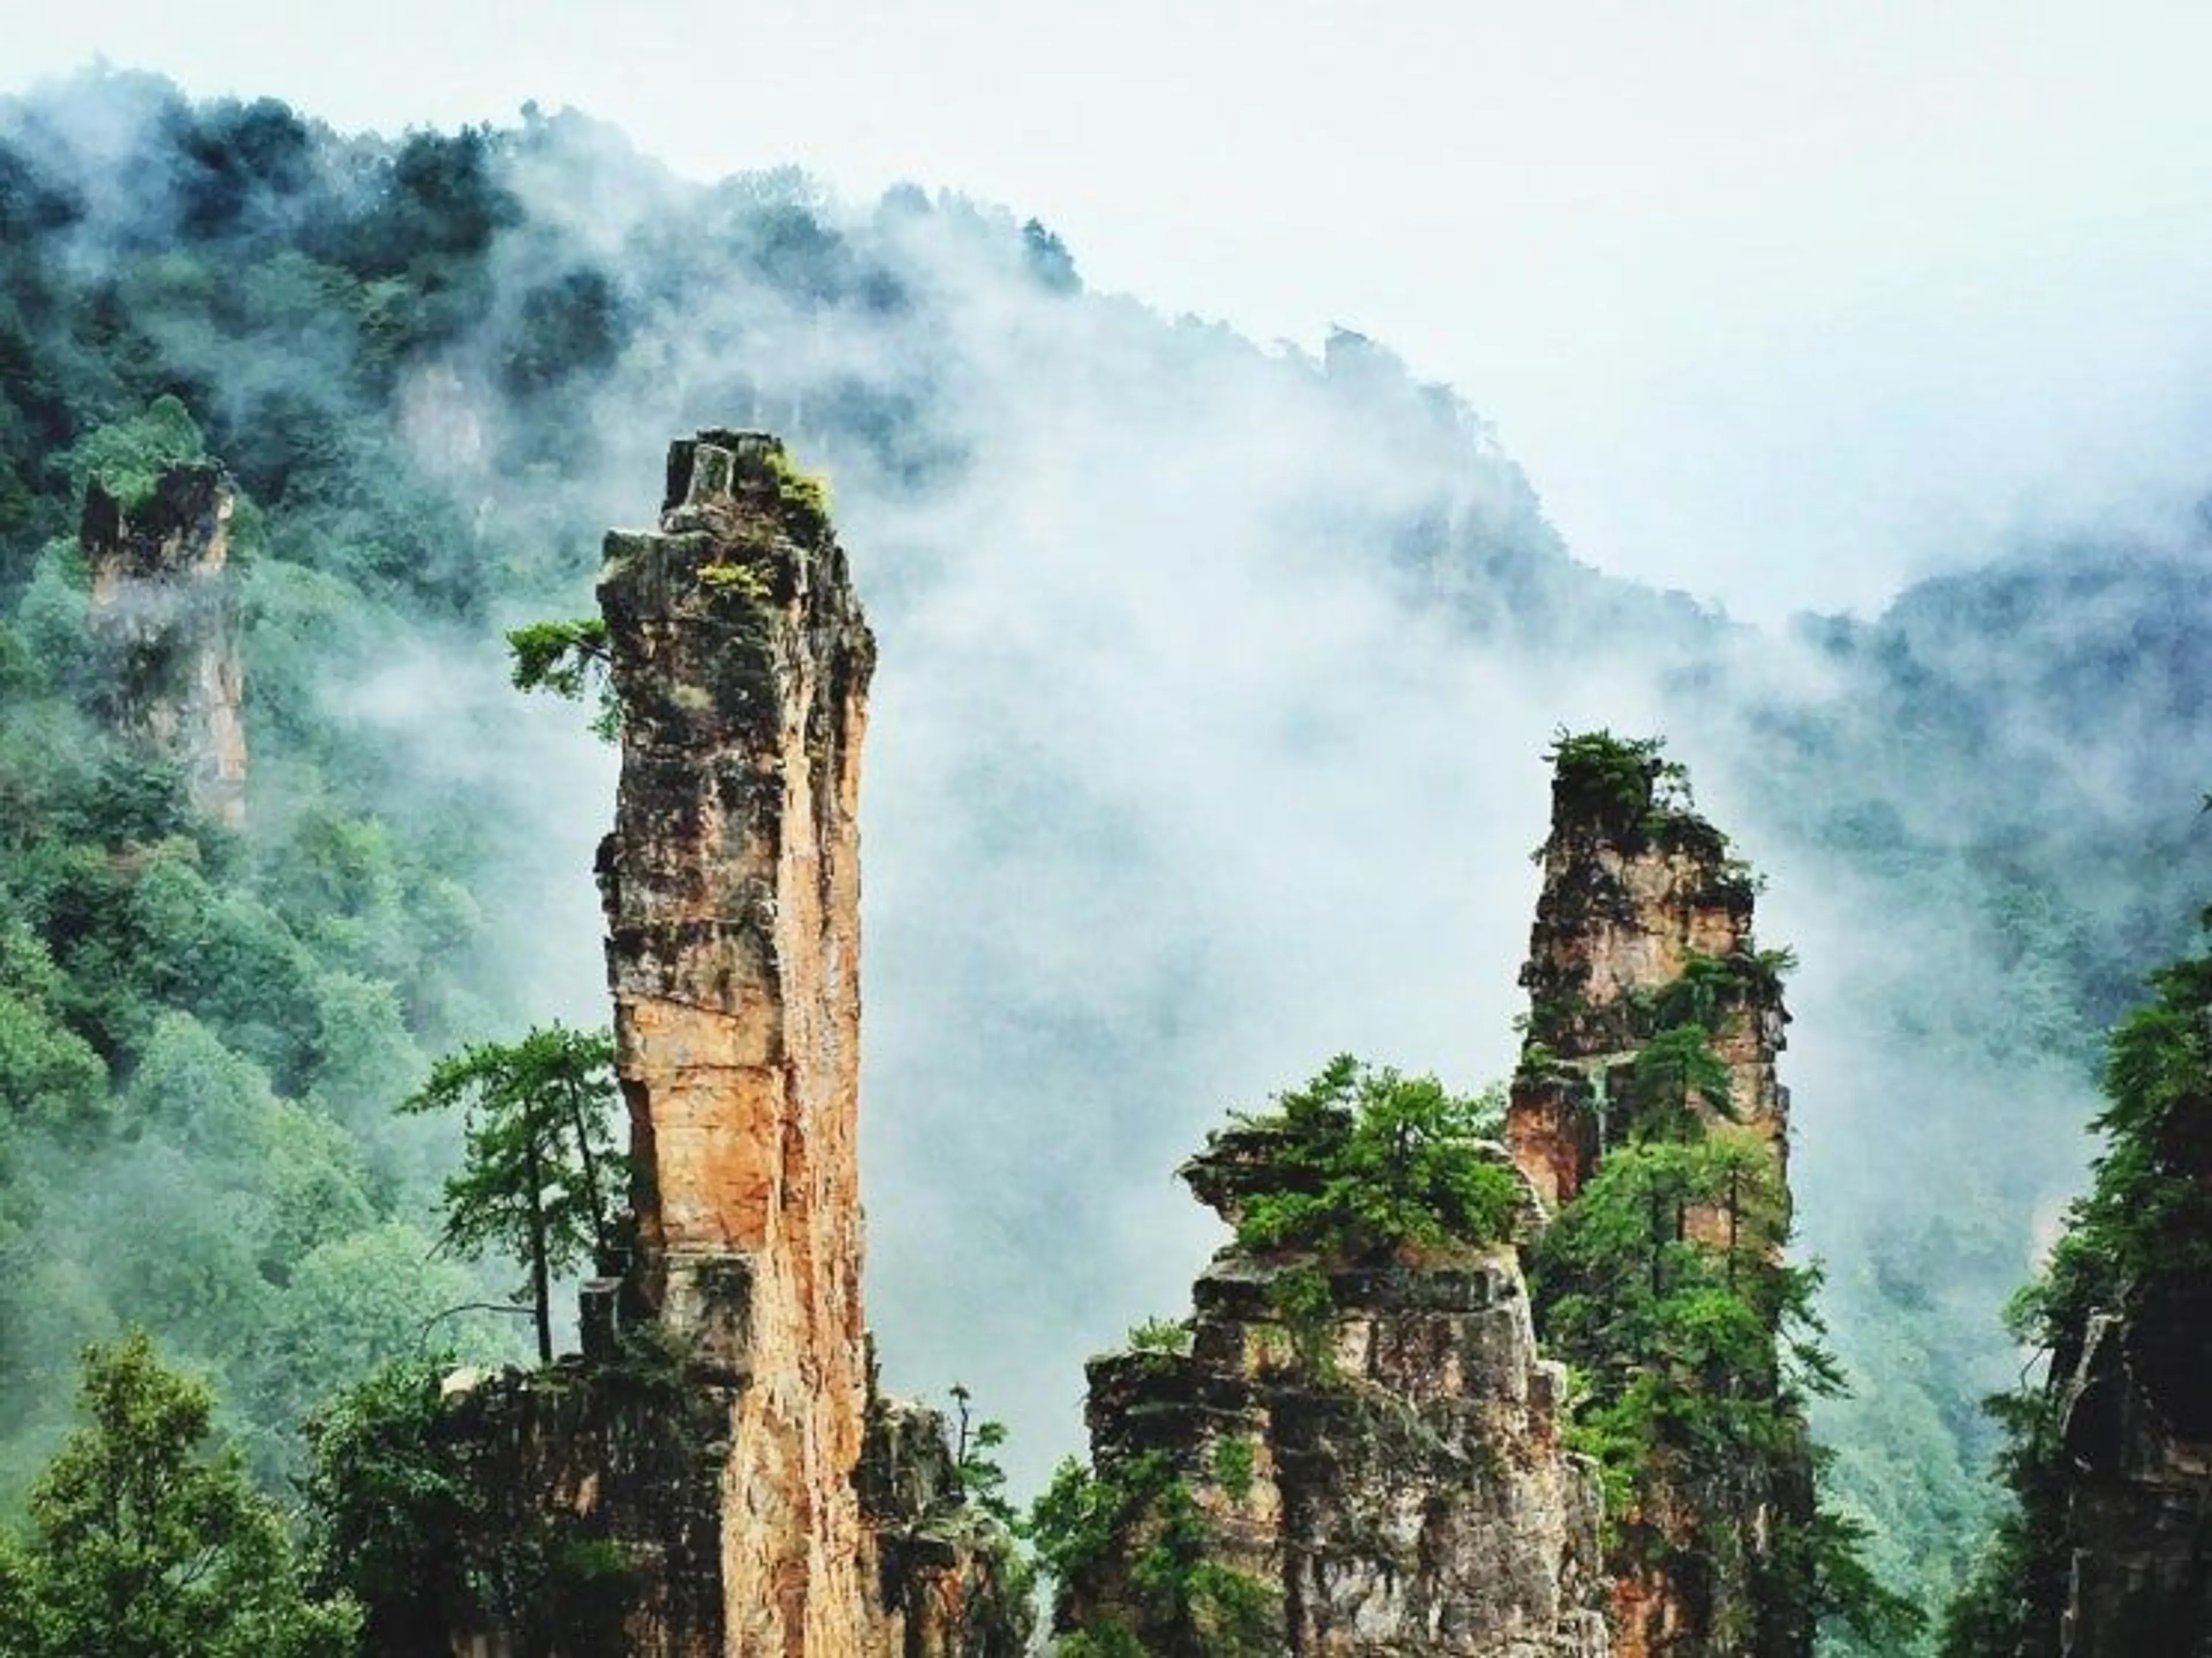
[1031, 1451, 1279, 1658]
[506, 616, 617, 738]
[1517, 731, 1916, 1654]
[1048, 1054, 1608, 1656]
[1210, 1054, 1521, 1261]
[1937, 908, 2212, 1655]
[0, 69, 2208, 1658]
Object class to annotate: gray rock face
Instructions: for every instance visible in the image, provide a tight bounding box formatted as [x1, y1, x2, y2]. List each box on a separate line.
[1071, 1179, 1610, 1656]
[82, 462, 247, 826]
[2048, 1292, 2212, 1653]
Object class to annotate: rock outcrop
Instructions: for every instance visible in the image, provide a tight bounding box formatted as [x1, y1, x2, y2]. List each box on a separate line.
[82, 462, 247, 826]
[2046, 1312, 2212, 1654]
[1059, 1105, 1611, 1657]
[857, 1372, 1038, 1658]
[1509, 735, 1812, 1658]
[430, 433, 1025, 1658]
[597, 430, 876, 1658]
[1506, 739, 1785, 1220]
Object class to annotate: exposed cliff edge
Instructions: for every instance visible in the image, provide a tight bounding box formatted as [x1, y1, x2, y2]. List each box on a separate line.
[1941, 919, 2212, 1656]
[81, 461, 247, 826]
[2046, 1311, 2212, 1653]
[1509, 734, 1815, 1658]
[1049, 1060, 1611, 1657]
[429, 432, 1027, 1658]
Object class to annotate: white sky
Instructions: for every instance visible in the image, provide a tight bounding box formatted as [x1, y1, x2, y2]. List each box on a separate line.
[9, 0, 2212, 621]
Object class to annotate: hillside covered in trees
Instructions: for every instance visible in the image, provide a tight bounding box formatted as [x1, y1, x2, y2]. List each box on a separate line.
[0, 68, 2209, 1652]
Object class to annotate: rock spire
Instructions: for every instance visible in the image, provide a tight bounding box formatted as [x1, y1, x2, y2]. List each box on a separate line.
[596, 430, 876, 1657]
[82, 462, 247, 826]
[1509, 733, 1812, 1658]
[428, 432, 1024, 1658]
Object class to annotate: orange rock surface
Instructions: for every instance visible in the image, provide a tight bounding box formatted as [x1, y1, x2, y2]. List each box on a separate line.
[600, 432, 875, 1658]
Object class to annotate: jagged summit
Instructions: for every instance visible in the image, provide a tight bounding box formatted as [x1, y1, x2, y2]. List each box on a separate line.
[1055, 1057, 1611, 1657]
[1508, 731, 1789, 1219]
[1510, 731, 1814, 1658]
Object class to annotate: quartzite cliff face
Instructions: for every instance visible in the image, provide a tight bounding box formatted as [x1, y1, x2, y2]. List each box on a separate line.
[82, 462, 247, 826]
[1061, 1099, 1611, 1656]
[1509, 737, 1812, 1658]
[597, 431, 876, 1658]
[436, 433, 1024, 1658]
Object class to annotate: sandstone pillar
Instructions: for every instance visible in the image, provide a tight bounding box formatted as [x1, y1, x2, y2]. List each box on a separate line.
[599, 431, 874, 1658]
[82, 463, 247, 827]
[1508, 735, 1808, 1658]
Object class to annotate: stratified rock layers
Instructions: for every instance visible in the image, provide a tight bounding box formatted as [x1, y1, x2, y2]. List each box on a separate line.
[1069, 1130, 1611, 1657]
[428, 434, 1024, 1658]
[598, 431, 875, 1658]
[82, 463, 247, 826]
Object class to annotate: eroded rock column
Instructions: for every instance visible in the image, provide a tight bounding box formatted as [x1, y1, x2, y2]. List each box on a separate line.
[82, 463, 247, 826]
[1506, 740, 1788, 1221]
[1508, 736, 1810, 1658]
[599, 431, 874, 1658]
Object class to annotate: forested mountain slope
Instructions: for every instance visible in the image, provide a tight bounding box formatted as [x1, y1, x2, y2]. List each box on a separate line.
[2, 69, 2209, 1649]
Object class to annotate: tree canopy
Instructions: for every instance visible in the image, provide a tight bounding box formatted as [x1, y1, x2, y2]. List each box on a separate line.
[0, 1332, 359, 1658]
[1207, 1054, 1521, 1261]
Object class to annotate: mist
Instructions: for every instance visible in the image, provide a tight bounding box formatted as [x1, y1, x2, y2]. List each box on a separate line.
[5, 72, 2212, 1641]
[464, 117, 2212, 1561]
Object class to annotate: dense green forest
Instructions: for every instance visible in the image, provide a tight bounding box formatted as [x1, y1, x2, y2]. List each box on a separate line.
[1, 67, 2209, 1653]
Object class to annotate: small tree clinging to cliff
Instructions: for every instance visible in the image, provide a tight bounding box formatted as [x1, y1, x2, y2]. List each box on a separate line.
[399, 1023, 628, 1365]
[506, 617, 618, 739]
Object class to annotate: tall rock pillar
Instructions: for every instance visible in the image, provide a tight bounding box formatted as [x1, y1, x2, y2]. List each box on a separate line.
[422, 432, 1025, 1658]
[599, 431, 875, 1658]
[1506, 736, 1788, 1220]
[82, 463, 248, 826]
[1509, 734, 1812, 1658]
